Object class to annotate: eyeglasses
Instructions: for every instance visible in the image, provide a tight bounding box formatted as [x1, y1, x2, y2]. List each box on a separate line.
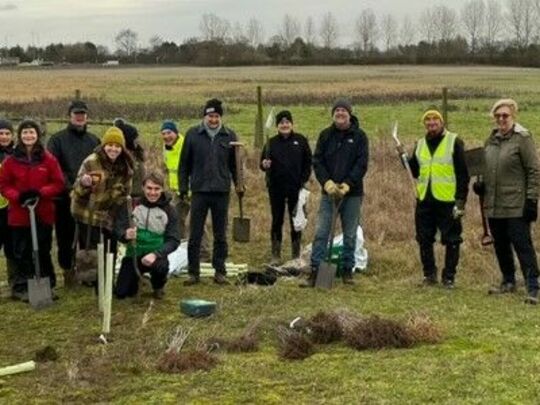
[494, 113, 510, 119]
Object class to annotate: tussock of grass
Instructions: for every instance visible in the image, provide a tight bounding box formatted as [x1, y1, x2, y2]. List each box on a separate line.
[405, 313, 444, 344]
[157, 350, 218, 374]
[34, 346, 59, 363]
[308, 311, 343, 344]
[276, 326, 315, 360]
[343, 315, 415, 350]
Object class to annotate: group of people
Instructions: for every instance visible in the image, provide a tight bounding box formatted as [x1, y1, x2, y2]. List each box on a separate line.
[0, 95, 538, 305]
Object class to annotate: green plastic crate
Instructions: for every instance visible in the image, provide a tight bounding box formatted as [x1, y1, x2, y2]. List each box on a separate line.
[180, 299, 217, 317]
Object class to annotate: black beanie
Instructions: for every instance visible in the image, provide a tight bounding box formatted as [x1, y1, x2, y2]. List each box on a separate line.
[17, 119, 42, 138]
[275, 110, 293, 125]
[114, 118, 139, 151]
[0, 119, 14, 133]
[203, 98, 223, 116]
[331, 98, 353, 116]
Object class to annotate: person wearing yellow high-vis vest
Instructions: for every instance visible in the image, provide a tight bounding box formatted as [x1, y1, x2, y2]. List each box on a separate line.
[0, 119, 17, 297]
[398, 109, 469, 288]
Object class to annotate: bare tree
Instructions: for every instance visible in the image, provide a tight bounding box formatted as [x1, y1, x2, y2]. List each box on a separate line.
[419, 8, 437, 42]
[232, 21, 247, 44]
[484, 0, 503, 49]
[199, 13, 230, 41]
[280, 14, 301, 46]
[304, 16, 317, 45]
[149, 35, 163, 50]
[461, 0, 485, 53]
[246, 18, 264, 47]
[115, 28, 138, 57]
[434, 5, 459, 41]
[400, 15, 417, 45]
[506, 0, 536, 48]
[380, 13, 397, 50]
[319, 11, 339, 48]
[355, 9, 378, 52]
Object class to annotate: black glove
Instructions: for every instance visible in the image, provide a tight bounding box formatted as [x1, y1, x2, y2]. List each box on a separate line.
[472, 180, 485, 196]
[524, 199, 538, 222]
[18, 189, 40, 205]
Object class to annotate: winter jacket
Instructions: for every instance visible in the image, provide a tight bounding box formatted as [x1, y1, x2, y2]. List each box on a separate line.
[0, 142, 14, 209]
[179, 123, 238, 194]
[313, 116, 369, 197]
[47, 123, 100, 191]
[260, 131, 312, 193]
[482, 123, 540, 218]
[71, 147, 134, 230]
[115, 192, 180, 258]
[409, 130, 469, 203]
[0, 144, 65, 226]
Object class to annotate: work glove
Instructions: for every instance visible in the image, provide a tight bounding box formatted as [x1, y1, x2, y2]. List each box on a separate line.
[236, 184, 246, 198]
[472, 180, 485, 196]
[336, 182, 350, 198]
[323, 180, 338, 196]
[452, 199, 465, 220]
[179, 191, 188, 202]
[524, 199, 538, 222]
[19, 189, 40, 205]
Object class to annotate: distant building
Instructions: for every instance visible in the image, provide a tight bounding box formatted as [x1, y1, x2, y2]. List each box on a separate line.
[0, 57, 20, 66]
[102, 60, 120, 66]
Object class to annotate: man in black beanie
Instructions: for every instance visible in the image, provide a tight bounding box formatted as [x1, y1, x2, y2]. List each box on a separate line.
[301, 98, 369, 287]
[47, 100, 100, 286]
[180, 98, 243, 286]
[260, 110, 312, 264]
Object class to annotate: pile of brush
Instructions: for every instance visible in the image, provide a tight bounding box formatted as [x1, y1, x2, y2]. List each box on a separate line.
[276, 310, 443, 361]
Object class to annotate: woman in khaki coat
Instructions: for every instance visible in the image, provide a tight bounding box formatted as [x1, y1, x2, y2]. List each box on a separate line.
[474, 99, 540, 304]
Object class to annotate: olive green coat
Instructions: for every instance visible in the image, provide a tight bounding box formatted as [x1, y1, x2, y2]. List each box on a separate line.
[483, 123, 540, 218]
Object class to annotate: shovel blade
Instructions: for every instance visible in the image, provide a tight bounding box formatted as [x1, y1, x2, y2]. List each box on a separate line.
[315, 262, 336, 289]
[28, 276, 53, 310]
[233, 217, 250, 242]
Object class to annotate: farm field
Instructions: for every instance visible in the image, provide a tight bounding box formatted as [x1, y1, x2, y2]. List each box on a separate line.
[1, 65, 540, 403]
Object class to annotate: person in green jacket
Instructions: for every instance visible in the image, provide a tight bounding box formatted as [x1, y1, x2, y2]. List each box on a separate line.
[473, 99, 540, 304]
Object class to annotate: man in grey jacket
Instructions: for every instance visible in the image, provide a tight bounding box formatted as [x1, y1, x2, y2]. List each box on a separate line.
[180, 98, 242, 285]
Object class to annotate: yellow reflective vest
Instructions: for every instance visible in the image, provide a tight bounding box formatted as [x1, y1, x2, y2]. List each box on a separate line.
[415, 131, 457, 202]
[163, 135, 184, 193]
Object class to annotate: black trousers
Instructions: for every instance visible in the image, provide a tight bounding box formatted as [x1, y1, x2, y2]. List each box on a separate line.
[415, 199, 462, 281]
[55, 193, 76, 271]
[188, 192, 229, 276]
[0, 207, 16, 287]
[12, 223, 55, 292]
[488, 217, 539, 292]
[115, 255, 169, 298]
[269, 188, 301, 244]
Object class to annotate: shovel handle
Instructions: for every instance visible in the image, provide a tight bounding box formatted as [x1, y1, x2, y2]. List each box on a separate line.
[238, 194, 244, 218]
[26, 199, 41, 279]
[326, 197, 343, 261]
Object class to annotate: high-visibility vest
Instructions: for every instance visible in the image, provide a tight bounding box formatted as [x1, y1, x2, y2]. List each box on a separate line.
[163, 135, 183, 193]
[415, 131, 457, 202]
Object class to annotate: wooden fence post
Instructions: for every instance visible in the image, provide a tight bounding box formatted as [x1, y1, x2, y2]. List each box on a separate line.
[254, 86, 263, 148]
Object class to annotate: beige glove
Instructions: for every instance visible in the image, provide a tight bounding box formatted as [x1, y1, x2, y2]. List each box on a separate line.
[323, 180, 338, 195]
[336, 183, 350, 197]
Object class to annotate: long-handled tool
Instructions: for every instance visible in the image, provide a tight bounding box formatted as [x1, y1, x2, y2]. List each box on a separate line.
[231, 142, 250, 242]
[391, 121, 417, 194]
[478, 176, 494, 246]
[25, 197, 54, 310]
[315, 197, 343, 289]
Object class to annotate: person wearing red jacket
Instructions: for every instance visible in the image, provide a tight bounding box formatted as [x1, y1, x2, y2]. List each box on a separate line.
[0, 119, 64, 302]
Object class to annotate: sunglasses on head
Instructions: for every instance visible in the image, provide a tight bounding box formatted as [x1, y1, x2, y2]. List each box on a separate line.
[494, 113, 510, 119]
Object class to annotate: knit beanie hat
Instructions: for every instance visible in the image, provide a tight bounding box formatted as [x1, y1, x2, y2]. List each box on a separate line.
[102, 126, 125, 148]
[0, 119, 14, 133]
[331, 98, 353, 116]
[421, 109, 444, 123]
[160, 120, 179, 134]
[276, 110, 293, 125]
[203, 98, 223, 116]
[17, 119, 42, 138]
[114, 118, 139, 150]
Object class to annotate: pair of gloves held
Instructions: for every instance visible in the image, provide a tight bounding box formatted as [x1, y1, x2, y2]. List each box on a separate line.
[18, 189, 40, 206]
[473, 180, 537, 222]
[324, 180, 350, 198]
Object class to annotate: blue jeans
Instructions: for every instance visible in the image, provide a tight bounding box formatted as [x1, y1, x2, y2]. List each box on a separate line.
[310, 195, 362, 270]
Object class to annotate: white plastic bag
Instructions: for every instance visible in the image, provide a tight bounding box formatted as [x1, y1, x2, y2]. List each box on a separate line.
[167, 241, 188, 276]
[293, 188, 310, 232]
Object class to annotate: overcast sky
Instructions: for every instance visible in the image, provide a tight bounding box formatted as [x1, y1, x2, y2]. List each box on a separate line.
[0, 0, 472, 49]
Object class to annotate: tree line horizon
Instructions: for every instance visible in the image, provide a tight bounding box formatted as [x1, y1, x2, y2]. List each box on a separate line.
[3, 0, 540, 67]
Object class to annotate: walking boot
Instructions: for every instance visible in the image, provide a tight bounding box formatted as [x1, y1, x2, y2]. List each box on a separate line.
[153, 288, 165, 300]
[183, 274, 200, 286]
[488, 282, 516, 295]
[6, 259, 17, 290]
[291, 238, 301, 260]
[299, 267, 317, 288]
[525, 289, 539, 305]
[342, 268, 355, 285]
[214, 272, 230, 285]
[270, 239, 281, 266]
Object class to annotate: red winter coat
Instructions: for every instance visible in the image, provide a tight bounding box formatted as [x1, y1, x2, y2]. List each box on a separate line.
[0, 146, 65, 226]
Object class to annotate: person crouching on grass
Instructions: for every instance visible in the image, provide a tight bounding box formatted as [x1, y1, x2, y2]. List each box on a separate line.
[0, 119, 64, 302]
[114, 172, 180, 299]
[70, 126, 134, 284]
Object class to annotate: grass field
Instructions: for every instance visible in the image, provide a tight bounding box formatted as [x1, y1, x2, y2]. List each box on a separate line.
[2, 65, 540, 403]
